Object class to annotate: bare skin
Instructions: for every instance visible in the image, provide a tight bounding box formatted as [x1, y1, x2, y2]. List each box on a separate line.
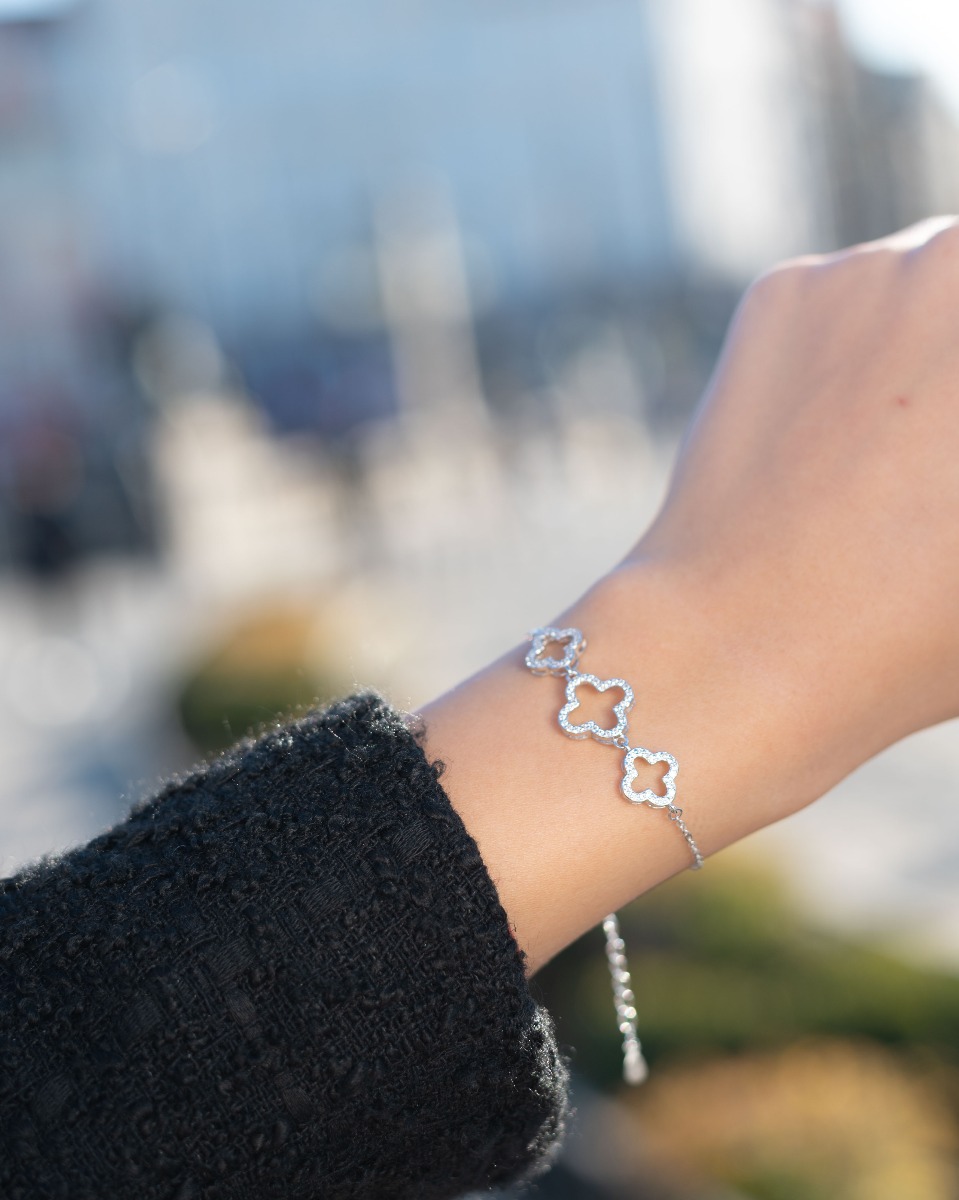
[419, 217, 959, 974]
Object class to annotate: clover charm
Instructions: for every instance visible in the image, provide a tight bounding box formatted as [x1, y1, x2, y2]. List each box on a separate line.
[621, 746, 678, 808]
[558, 673, 634, 744]
[526, 626, 586, 676]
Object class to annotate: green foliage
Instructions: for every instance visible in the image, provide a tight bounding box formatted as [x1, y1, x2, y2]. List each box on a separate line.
[724, 1165, 832, 1200]
[177, 663, 337, 754]
[173, 603, 349, 754]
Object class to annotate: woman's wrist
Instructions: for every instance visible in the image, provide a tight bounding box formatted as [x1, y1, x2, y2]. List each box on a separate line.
[419, 558, 857, 973]
[565, 561, 839, 850]
[605, 554, 893, 835]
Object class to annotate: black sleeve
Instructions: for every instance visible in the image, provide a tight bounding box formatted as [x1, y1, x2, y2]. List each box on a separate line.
[0, 693, 568, 1200]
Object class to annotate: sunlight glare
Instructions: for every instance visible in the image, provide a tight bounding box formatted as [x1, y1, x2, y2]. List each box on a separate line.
[836, 0, 959, 115]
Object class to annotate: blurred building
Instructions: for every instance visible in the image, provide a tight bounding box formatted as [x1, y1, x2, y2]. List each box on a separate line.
[0, 0, 834, 332]
[646, 0, 829, 277]
[2, 0, 959, 569]
[802, 2, 959, 247]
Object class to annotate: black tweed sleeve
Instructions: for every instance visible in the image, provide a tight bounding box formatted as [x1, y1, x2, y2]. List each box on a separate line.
[0, 693, 568, 1200]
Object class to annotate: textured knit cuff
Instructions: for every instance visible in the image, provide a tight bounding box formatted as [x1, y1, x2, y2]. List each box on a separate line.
[0, 692, 568, 1200]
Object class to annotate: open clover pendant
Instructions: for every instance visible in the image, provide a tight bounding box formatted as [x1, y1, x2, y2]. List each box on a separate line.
[558, 673, 634, 744]
[525, 627, 587, 676]
[621, 747, 678, 808]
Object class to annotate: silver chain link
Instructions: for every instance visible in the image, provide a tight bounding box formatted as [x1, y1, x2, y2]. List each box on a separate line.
[666, 804, 705, 871]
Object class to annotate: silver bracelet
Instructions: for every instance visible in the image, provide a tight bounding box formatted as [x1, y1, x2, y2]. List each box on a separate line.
[525, 625, 704, 1085]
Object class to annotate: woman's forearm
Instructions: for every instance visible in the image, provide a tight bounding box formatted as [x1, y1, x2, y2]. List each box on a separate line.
[418, 560, 864, 974]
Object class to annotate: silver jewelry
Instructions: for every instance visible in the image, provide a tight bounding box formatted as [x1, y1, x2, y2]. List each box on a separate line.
[525, 625, 704, 1084]
[603, 913, 647, 1084]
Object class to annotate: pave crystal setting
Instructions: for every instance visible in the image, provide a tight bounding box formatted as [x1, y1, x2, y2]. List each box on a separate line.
[525, 626, 586, 676]
[621, 746, 678, 808]
[558, 673, 634, 743]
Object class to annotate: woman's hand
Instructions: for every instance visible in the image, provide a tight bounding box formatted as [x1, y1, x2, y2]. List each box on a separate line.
[634, 216, 959, 776]
[422, 218, 959, 971]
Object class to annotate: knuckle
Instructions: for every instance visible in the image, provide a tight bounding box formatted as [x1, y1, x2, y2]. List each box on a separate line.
[917, 218, 959, 268]
[897, 218, 959, 305]
[754, 256, 820, 291]
[740, 255, 824, 318]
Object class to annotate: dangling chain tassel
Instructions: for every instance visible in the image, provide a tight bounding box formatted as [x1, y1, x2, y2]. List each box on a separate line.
[603, 913, 648, 1085]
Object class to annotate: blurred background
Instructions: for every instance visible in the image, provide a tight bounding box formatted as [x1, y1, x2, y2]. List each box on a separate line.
[2, 0, 959, 1195]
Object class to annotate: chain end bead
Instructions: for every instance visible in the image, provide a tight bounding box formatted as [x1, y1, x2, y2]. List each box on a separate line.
[623, 1040, 649, 1085]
